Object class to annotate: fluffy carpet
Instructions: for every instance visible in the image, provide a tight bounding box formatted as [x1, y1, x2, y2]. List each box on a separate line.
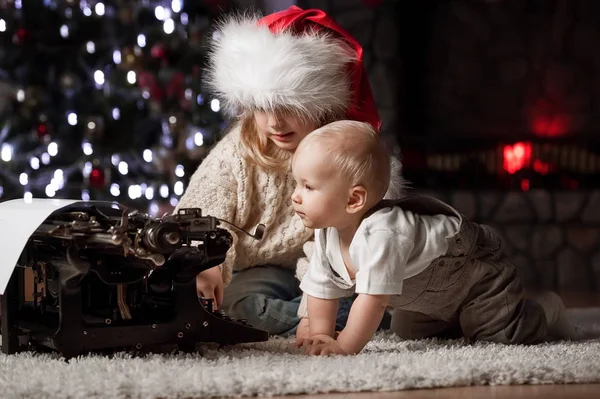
[1, 308, 600, 399]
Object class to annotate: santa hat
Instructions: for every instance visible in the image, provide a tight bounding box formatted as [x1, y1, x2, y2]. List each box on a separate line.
[205, 6, 381, 131]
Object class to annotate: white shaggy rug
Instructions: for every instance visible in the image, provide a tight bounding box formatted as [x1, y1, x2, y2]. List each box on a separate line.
[1, 308, 600, 399]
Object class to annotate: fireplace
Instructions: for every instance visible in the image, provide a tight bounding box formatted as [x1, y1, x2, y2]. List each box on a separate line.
[396, 0, 600, 193]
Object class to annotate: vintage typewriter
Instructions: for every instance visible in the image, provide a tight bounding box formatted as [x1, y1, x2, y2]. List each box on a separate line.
[0, 200, 269, 358]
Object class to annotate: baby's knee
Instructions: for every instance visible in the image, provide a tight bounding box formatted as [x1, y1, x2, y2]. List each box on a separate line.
[462, 303, 547, 345]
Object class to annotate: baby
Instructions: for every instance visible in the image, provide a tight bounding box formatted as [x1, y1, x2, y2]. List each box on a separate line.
[291, 120, 579, 356]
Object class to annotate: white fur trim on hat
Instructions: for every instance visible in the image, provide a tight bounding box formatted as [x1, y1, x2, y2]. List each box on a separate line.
[205, 14, 356, 120]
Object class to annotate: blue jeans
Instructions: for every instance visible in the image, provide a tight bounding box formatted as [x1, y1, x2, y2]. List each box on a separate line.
[221, 265, 390, 337]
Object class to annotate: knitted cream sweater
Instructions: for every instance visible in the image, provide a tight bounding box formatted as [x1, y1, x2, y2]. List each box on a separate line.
[175, 123, 314, 287]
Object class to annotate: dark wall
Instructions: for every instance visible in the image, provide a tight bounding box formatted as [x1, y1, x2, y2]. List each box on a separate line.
[399, 0, 600, 141]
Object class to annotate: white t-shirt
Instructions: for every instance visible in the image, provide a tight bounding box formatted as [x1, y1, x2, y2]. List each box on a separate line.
[300, 206, 461, 299]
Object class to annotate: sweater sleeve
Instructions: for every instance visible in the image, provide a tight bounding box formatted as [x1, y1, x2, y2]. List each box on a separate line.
[175, 131, 240, 286]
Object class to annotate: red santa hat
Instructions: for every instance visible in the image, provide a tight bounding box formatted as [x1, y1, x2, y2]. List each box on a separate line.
[205, 6, 381, 132]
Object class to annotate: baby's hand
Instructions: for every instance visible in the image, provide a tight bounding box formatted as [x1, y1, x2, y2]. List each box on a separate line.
[294, 318, 311, 347]
[296, 333, 334, 349]
[305, 340, 348, 356]
[294, 320, 342, 348]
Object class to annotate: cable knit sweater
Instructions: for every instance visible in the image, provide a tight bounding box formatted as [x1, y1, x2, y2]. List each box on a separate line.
[175, 123, 314, 287]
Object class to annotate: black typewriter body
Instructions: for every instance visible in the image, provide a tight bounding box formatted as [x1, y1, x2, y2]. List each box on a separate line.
[0, 201, 268, 358]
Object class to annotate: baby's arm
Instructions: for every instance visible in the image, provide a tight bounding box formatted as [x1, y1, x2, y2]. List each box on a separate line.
[336, 293, 390, 354]
[294, 242, 315, 342]
[332, 227, 413, 354]
[307, 294, 339, 338]
[298, 229, 351, 344]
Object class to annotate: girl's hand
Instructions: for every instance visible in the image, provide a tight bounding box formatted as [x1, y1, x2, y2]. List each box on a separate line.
[196, 267, 224, 309]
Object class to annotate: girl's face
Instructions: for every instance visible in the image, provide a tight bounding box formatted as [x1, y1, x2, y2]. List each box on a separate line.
[254, 110, 318, 152]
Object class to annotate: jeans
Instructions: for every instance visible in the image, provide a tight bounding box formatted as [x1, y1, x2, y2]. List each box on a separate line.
[221, 265, 390, 337]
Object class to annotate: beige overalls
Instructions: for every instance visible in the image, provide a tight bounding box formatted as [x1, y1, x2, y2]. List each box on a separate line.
[379, 195, 548, 344]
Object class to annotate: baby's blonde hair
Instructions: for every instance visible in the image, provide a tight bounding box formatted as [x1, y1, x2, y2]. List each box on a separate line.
[296, 120, 391, 204]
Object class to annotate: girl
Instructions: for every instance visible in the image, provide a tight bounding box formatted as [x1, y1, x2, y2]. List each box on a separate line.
[175, 6, 400, 337]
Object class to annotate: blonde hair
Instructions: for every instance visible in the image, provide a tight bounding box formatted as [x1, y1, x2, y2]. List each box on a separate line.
[238, 109, 344, 172]
[239, 115, 290, 172]
[296, 120, 391, 204]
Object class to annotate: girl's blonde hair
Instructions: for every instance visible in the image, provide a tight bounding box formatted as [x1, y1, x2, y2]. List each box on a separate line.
[238, 109, 343, 172]
[239, 115, 289, 172]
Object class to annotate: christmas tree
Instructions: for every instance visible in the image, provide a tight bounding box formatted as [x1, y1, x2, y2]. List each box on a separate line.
[0, 0, 231, 215]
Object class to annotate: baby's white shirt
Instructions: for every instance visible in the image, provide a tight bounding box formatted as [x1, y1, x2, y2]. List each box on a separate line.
[299, 206, 461, 299]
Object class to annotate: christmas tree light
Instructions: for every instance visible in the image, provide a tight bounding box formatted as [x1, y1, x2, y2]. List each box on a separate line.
[0, 0, 231, 215]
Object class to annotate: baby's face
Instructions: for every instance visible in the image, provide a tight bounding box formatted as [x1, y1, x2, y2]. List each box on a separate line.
[291, 147, 351, 229]
[254, 110, 316, 152]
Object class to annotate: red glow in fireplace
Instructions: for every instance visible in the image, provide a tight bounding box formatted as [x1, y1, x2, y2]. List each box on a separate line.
[532, 115, 569, 138]
[503, 142, 532, 174]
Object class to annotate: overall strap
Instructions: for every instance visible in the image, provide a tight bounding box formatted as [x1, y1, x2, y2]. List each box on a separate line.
[365, 195, 462, 220]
